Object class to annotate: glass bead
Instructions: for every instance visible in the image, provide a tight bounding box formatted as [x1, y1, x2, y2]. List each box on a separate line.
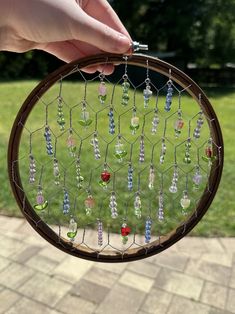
[67, 134, 76, 157]
[62, 191, 70, 215]
[36, 194, 44, 204]
[84, 196, 95, 208]
[109, 192, 118, 219]
[78, 108, 93, 127]
[114, 140, 127, 162]
[145, 218, 152, 243]
[160, 141, 166, 164]
[165, 81, 173, 112]
[97, 220, 103, 246]
[29, 154, 36, 183]
[151, 114, 160, 134]
[121, 223, 131, 236]
[121, 223, 131, 245]
[127, 164, 133, 191]
[143, 85, 152, 108]
[34, 190, 48, 211]
[193, 114, 204, 139]
[44, 126, 53, 156]
[193, 167, 203, 190]
[57, 97, 66, 131]
[202, 140, 216, 166]
[183, 140, 191, 164]
[67, 218, 77, 241]
[174, 118, 184, 137]
[180, 191, 191, 210]
[101, 171, 111, 182]
[134, 193, 142, 218]
[90, 134, 101, 160]
[53, 159, 60, 185]
[130, 116, 140, 134]
[122, 236, 128, 245]
[108, 108, 115, 135]
[158, 192, 164, 222]
[98, 82, 107, 104]
[121, 81, 130, 106]
[148, 166, 155, 190]
[169, 166, 178, 193]
[139, 136, 145, 163]
[75, 159, 84, 189]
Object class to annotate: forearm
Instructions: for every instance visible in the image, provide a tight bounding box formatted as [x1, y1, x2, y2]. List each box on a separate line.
[0, 0, 14, 50]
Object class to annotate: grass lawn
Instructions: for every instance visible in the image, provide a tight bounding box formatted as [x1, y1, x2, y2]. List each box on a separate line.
[0, 80, 234, 237]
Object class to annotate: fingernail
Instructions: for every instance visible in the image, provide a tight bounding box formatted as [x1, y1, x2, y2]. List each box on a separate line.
[115, 33, 132, 53]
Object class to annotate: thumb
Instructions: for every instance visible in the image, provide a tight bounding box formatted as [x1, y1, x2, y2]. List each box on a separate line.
[70, 11, 131, 54]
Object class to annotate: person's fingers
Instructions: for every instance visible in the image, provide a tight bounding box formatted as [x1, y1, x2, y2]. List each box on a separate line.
[70, 10, 131, 54]
[80, 0, 131, 40]
[39, 41, 86, 63]
[39, 41, 115, 74]
[83, 64, 114, 74]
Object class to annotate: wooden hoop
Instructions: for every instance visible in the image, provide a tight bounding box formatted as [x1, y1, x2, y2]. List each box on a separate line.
[8, 53, 223, 262]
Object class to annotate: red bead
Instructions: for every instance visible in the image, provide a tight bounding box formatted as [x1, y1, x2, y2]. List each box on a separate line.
[175, 119, 184, 129]
[101, 171, 111, 182]
[205, 147, 212, 158]
[121, 226, 131, 236]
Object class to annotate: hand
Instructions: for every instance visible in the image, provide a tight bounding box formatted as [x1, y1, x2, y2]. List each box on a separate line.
[0, 0, 132, 73]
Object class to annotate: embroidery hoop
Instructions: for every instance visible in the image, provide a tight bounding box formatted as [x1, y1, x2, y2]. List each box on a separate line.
[8, 53, 223, 262]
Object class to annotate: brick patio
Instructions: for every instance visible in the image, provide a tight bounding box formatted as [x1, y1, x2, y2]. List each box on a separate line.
[0, 215, 234, 314]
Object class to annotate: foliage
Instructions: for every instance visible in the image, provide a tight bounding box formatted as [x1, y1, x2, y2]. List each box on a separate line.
[110, 0, 235, 66]
[0, 51, 63, 80]
[0, 1, 235, 79]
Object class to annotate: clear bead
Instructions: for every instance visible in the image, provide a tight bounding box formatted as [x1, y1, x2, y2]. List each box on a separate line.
[53, 158, 60, 185]
[67, 218, 77, 241]
[148, 166, 155, 190]
[29, 154, 36, 184]
[114, 139, 127, 162]
[180, 191, 191, 211]
[97, 220, 103, 246]
[139, 136, 145, 163]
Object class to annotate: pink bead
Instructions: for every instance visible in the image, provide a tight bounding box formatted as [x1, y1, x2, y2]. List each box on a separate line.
[67, 136, 75, 147]
[98, 83, 106, 96]
[36, 194, 44, 204]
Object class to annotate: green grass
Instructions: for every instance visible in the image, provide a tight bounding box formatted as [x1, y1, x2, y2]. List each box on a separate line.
[0, 81, 234, 237]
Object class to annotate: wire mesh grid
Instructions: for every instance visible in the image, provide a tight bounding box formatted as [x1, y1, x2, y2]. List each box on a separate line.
[8, 54, 223, 262]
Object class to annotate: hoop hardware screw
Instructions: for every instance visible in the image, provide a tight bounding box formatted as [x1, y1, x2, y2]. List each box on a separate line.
[132, 41, 149, 52]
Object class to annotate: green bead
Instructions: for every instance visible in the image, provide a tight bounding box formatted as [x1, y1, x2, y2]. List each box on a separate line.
[34, 201, 48, 211]
[122, 81, 130, 90]
[76, 175, 84, 182]
[122, 236, 128, 245]
[99, 180, 108, 188]
[57, 117, 65, 124]
[98, 95, 107, 103]
[114, 151, 127, 159]
[122, 93, 129, 101]
[67, 231, 77, 239]
[69, 146, 76, 153]
[202, 156, 217, 163]
[130, 125, 139, 131]
[78, 119, 93, 126]
[183, 157, 191, 164]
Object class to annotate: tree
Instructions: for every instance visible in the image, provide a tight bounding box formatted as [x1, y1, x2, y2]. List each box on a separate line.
[110, 0, 235, 67]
